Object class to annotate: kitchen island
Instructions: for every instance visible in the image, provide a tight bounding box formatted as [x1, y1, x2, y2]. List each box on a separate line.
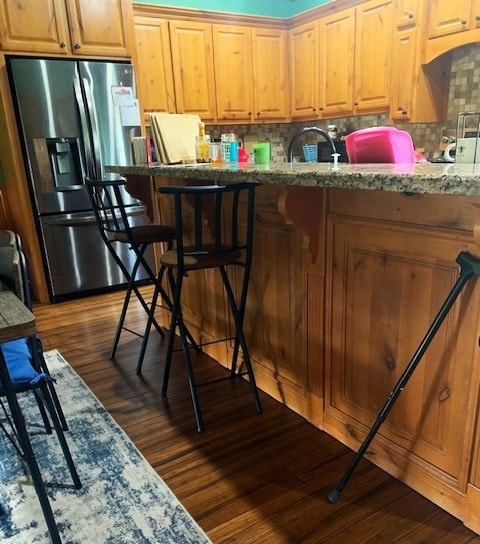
[107, 161, 480, 533]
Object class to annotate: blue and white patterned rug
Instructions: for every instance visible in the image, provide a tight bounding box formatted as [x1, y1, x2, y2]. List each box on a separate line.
[0, 350, 211, 543]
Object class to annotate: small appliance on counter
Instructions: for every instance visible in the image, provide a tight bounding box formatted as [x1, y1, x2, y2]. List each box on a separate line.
[318, 139, 348, 162]
[454, 111, 480, 163]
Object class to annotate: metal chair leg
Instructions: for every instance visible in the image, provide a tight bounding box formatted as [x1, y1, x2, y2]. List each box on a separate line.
[136, 264, 166, 373]
[161, 271, 205, 432]
[109, 244, 164, 359]
[328, 251, 480, 504]
[0, 370, 62, 543]
[37, 384, 82, 489]
[161, 268, 181, 398]
[220, 266, 262, 415]
[32, 338, 68, 431]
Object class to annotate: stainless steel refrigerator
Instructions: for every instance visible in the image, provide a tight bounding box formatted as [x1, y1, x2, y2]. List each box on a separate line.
[7, 56, 152, 301]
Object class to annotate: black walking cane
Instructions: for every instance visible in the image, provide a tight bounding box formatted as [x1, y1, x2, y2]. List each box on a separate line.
[328, 251, 480, 504]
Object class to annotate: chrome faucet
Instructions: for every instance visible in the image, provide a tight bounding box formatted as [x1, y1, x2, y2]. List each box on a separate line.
[286, 126, 337, 162]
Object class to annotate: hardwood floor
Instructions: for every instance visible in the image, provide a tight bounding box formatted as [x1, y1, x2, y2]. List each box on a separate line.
[33, 286, 480, 543]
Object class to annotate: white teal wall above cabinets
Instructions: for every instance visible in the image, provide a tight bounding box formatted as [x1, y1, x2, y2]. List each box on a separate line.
[133, 0, 332, 18]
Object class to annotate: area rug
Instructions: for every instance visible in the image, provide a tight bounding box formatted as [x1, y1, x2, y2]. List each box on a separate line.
[0, 349, 212, 543]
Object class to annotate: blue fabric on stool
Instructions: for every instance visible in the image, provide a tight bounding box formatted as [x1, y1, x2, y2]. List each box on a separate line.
[0, 338, 52, 390]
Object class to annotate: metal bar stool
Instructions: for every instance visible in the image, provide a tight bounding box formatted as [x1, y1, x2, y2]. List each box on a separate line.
[86, 175, 177, 361]
[155, 182, 262, 432]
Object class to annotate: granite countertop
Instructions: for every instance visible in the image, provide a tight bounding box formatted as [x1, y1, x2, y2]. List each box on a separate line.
[105, 161, 480, 196]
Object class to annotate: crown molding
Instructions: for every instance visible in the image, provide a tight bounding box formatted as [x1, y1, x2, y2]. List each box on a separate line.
[133, 3, 288, 29]
[288, 0, 364, 26]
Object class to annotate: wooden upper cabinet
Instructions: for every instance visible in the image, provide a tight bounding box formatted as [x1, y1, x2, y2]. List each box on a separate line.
[169, 21, 217, 122]
[64, 0, 131, 57]
[0, 0, 131, 57]
[318, 8, 355, 118]
[251, 28, 288, 121]
[390, 25, 418, 120]
[0, 0, 69, 54]
[474, 0, 480, 28]
[395, 0, 419, 27]
[134, 16, 175, 120]
[424, 0, 480, 62]
[353, 0, 394, 113]
[288, 21, 318, 119]
[390, 0, 447, 123]
[212, 24, 253, 121]
[428, 0, 473, 38]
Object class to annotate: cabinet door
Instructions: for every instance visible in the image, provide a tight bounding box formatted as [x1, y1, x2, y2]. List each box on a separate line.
[169, 21, 217, 122]
[427, 0, 472, 38]
[65, 0, 131, 57]
[318, 8, 355, 118]
[0, 0, 69, 54]
[353, 0, 393, 113]
[474, 0, 480, 28]
[325, 216, 480, 495]
[288, 21, 318, 119]
[390, 25, 417, 120]
[134, 16, 175, 120]
[252, 28, 288, 121]
[395, 0, 419, 27]
[212, 24, 253, 122]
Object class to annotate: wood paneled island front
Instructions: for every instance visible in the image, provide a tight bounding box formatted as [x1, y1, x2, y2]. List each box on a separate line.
[107, 161, 480, 533]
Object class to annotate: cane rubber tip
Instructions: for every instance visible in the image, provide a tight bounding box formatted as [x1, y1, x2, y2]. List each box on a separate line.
[328, 489, 341, 504]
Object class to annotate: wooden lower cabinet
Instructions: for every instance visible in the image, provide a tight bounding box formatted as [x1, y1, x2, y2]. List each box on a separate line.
[154, 182, 311, 413]
[324, 195, 480, 522]
[146, 177, 480, 530]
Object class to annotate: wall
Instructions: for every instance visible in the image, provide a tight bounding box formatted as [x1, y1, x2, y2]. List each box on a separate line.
[206, 44, 480, 162]
[133, 0, 332, 18]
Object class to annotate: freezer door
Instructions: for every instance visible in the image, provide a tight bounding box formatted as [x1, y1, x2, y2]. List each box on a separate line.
[39, 208, 154, 301]
[7, 57, 92, 214]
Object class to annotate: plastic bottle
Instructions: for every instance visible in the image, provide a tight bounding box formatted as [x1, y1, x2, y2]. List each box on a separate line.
[209, 138, 222, 164]
[220, 133, 238, 163]
[230, 140, 239, 162]
[195, 122, 210, 163]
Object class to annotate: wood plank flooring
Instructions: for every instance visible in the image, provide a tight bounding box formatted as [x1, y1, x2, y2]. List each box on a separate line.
[33, 286, 480, 543]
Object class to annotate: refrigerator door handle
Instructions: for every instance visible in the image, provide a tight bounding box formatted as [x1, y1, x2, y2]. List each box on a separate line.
[73, 77, 95, 180]
[82, 77, 103, 179]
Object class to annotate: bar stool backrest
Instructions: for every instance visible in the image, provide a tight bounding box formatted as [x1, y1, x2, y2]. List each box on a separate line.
[85, 176, 133, 246]
[158, 182, 259, 272]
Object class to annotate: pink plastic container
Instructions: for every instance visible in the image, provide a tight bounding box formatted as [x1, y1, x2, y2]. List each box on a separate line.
[345, 126, 415, 164]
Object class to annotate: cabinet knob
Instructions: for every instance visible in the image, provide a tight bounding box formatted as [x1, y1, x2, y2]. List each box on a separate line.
[59, 42, 66, 48]
[319, 106, 324, 111]
[461, 20, 467, 25]
[402, 110, 407, 115]
[476, 15, 480, 21]
[354, 102, 359, 106]
[248, 111, 252, 117]
[74, 43, 82, 49]
[312, 107, 316, 112]
[256, 112, 260, 116]
[406, 11, 414, 19]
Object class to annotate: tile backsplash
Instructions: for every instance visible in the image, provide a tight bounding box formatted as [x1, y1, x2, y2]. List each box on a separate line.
[207, 43, 480, 161]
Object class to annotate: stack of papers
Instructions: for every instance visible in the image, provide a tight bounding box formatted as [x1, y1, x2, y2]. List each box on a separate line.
[150, 113, 201, 164]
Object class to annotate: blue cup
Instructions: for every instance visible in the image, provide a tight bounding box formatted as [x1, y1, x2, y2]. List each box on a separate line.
[229, 141, 239, 162]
